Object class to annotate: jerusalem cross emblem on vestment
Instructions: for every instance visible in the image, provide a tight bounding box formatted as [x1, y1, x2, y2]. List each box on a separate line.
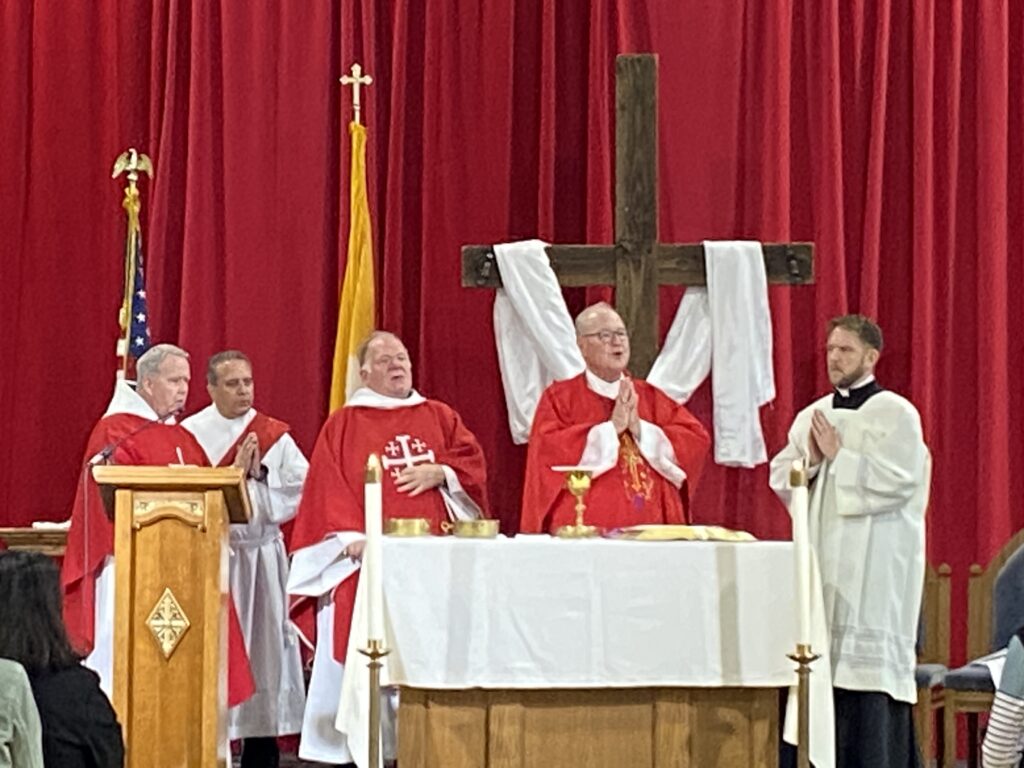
[381, 434, 436, 481]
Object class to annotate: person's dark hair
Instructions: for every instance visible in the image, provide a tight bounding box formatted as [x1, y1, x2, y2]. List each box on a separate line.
[206, 349, 252, 386]
[0, 551, 82, 673]
[827, 314, 884, 352]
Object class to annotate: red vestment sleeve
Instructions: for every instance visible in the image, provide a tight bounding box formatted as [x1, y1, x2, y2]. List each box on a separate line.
[433, 402, 489, 514]
[519, 381, 597, 533]
[638, 380, 711, 502]
[227, 603, 256, 707]
[287, 410, 365, 552]
[62, 415, 145, 653]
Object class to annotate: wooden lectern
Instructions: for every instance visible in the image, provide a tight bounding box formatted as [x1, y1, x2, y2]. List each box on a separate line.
[92, 466, 251, 768]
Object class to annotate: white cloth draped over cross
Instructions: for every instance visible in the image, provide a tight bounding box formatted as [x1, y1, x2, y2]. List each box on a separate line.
[492, 239, 775, 466]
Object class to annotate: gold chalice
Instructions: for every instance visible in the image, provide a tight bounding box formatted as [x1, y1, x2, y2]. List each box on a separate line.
[551, 466, 599, 538]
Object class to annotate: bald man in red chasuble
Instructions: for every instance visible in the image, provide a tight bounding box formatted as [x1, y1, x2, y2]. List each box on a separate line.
[520, 302, 711, 533]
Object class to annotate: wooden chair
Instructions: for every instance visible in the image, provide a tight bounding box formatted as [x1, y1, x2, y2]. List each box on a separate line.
[943, 528, 1024, 768]
[915, 562, 951, 766]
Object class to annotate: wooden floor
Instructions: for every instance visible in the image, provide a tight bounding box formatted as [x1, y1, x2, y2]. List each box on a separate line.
[244, 749, 962, 766]
[256, 756, 961, 767]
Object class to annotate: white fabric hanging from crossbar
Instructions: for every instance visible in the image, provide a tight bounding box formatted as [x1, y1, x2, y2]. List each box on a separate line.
[648, 240, 775, 467]
[491, 239, 774, 466]
[491, 240, 585, 443]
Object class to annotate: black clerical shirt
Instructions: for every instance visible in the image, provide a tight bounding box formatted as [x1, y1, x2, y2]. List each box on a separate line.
[832, 379, 884, 410]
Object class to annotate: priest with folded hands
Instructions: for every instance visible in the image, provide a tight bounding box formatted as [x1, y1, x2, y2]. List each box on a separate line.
[520, 302, 711, 534]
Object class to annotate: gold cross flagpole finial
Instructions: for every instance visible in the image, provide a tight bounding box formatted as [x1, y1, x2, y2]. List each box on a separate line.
[340, 62, 373, 125]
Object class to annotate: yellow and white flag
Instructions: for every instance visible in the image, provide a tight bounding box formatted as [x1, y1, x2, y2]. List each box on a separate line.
[329, 121, 376, 410]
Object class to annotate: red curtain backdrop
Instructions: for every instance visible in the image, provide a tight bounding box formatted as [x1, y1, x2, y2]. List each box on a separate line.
[2, 1, 1022, 668]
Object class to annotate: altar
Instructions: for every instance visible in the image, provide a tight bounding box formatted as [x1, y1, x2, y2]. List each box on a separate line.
[338, 536, 834, 768]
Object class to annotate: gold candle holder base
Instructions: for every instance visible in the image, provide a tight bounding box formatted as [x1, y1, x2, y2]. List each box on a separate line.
[786, 642, 821, 768]
[555, 523, 600, 538]
[360, 639, 391, 768]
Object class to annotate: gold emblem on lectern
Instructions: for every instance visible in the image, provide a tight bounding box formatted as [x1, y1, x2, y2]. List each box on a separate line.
[146, 588, 191, 659]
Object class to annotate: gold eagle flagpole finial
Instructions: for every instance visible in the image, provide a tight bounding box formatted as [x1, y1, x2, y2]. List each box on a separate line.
[111, 148, 153, 377]
[340, 62, 373, 125]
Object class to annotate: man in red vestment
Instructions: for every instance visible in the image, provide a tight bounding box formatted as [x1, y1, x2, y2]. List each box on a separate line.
[61, 343, 254, 706]
[286, 331, 488, 764]
[520, 302, 711, 533]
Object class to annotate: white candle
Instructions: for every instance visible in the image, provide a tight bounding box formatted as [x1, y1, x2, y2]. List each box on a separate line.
[789, 460, 812, 647]
[364, 454, 384, 641]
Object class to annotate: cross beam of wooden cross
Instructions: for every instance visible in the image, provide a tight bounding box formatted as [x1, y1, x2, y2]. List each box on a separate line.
[461, 54, 814, 378]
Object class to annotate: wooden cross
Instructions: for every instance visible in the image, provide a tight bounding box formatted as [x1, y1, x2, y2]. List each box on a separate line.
[461, 54, 814, 378]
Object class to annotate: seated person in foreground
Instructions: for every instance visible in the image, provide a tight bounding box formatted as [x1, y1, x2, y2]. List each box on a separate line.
[0, 551, 124, 768]
[983, 632, 1024, 768]
[287, 330, 488, 764]
[0, 658, 43, 768]
[520, 302, 710, 533]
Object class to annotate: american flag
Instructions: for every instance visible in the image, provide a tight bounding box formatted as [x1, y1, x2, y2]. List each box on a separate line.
[127, 230, 152, 360]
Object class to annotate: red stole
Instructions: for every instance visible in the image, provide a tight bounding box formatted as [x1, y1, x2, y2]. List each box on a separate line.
[213, 412, 291, 468]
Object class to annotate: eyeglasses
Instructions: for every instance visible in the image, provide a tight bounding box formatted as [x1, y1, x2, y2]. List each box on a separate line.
[582, 329, 629, 343]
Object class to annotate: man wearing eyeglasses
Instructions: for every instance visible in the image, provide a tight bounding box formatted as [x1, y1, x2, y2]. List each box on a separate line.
[520, 302, 711, 533]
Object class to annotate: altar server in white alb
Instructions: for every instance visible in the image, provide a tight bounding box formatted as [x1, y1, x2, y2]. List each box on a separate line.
[183, 350, 308, 768]
[770, 315, 930, 768]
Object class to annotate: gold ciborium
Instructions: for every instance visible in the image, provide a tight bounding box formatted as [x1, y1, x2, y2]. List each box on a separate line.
[384, 517, 431, 537]
[551, 466, 599, 538]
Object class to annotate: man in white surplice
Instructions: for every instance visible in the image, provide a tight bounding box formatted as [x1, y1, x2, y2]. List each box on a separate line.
[182, 350, 307, 768]
[770, 315, 930, 768]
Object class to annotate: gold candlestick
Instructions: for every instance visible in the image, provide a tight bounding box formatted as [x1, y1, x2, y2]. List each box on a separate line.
[787, 642, 821, 768]
[552, 467, 599, 538]
[359, 638, 391, 767]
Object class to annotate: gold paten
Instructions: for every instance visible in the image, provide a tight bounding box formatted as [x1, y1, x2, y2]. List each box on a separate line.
[145, 587, 191, 659]
[610, 524, 757, 542]
[385, 518, 432, 537]
[441, 519, 499, 538]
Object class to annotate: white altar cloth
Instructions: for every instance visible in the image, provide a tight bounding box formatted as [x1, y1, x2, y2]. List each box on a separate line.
[338, 536, 834, 768]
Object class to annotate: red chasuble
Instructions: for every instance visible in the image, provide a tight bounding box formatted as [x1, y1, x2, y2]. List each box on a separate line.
[289, 399, 488, 660]
[520, 374, 710, 534]
[61, 413, 255, 706]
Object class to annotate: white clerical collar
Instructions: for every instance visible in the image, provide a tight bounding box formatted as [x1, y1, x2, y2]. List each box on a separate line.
[345, 387, 427, 409]
[191, 404, 257, 431]
[103, 379, 165, 421]
[585, 369, 623, 400]
[835, 373, 876, 398]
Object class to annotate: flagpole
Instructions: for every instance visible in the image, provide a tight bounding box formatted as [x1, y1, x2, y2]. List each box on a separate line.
[331, 61, 378, 411]
[111, 148, 153, 377]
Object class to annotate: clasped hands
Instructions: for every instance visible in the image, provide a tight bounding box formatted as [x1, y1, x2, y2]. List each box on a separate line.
[232, 433, 263, 478]
[808, 409, 841, 465]
[611, 378, 641, 439]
